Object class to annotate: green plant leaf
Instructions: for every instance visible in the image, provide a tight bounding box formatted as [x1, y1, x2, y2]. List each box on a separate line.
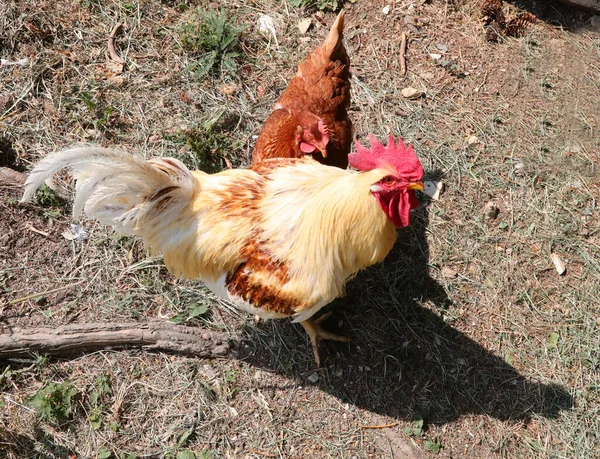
[179, 9, 247, 80]
[88, 406, 102, 430]
[189, 303, 209, 319]
[424, 438, 441, 454]
[203, 110, 226, 131]
[411, 416, 424, 436]
[185, 52, 218, 79]
[170, 312, 187, 324]
[547, 331, 560, 349]
[108, 421, 121, 432]
[27, 381, 79, 423]
[98, 446, 112, 459]
[176, 451, 196, 459]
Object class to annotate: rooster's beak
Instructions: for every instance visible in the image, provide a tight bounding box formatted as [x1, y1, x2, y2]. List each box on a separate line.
[406, 181, 424, 191]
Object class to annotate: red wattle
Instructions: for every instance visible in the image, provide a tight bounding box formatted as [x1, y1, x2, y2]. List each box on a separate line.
[300, 142, 315, 153]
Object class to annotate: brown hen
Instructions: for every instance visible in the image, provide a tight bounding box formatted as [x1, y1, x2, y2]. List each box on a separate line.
[252, 11, 351, 169]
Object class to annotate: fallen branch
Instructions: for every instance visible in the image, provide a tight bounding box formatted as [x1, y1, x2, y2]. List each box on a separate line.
[399, 32, 407, 77]
[0, 322, 234, 358]
[0, 167, 25, 186]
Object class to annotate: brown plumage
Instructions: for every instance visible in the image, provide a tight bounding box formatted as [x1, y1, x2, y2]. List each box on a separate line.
[252, 11, 351, 169]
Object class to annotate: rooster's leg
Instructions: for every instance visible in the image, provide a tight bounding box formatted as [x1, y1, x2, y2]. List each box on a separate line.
[300, 312, 350, 367]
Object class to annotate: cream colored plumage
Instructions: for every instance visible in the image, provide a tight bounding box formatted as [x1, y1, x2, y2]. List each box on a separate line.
[22, 136, 423, 365]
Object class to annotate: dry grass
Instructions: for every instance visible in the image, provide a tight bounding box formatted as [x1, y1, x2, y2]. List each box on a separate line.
[1, 0, 600, 457]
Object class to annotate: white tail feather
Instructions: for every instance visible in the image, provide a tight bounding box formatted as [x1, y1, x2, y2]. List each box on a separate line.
[21, 146, 199, 237]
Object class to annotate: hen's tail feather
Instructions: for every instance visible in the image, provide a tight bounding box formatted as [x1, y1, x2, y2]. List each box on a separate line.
[298, 10, 346, 76]
[21, 146, 199, 239]
[323, 10, 345, 59]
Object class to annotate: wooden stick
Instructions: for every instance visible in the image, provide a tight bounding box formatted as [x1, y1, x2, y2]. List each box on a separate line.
[249, 448, 277, 458]
[399, 32, 407, 77]
[362, 421, 398, 429]
[7, 280, 86, 306]
[0, 322, 233, 358]
[108, 23, 124, 64]
[25, 223, 52, 238]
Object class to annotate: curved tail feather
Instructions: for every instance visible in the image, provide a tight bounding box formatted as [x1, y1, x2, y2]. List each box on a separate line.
[323, 10, 345, 59]
[21, 146, 199, 247]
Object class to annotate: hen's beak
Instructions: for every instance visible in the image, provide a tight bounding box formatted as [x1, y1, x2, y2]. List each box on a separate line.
[317, 145, 328, 158]
[406, 181, 424, 191]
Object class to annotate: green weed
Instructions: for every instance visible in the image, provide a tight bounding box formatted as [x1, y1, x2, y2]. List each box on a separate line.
[28, 380, 79, 424]
[165, 111, 244, 173]
[288, 0, 341, 11]
[180, 10, 247, 79]
[87, 374, 113, 430]
[34, 183, 61, 208]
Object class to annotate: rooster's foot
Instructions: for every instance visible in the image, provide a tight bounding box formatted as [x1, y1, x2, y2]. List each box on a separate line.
[300, 312, 350, 367]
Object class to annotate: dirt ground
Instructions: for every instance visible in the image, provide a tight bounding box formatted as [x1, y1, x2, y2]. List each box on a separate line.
[1, 0, 599, 457]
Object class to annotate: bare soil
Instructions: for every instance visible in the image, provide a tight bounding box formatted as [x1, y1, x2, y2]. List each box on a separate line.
[1, 0, 599, 458]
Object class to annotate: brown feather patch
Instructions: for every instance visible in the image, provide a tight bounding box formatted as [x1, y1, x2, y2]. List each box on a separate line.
[226, 233, 305, 316]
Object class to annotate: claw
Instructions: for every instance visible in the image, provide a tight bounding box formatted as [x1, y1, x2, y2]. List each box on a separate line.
[300, 313, 351, 367]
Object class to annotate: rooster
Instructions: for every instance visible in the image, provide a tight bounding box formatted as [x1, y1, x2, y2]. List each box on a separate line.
[252, 11, 351, 169]
[22, 135, 423, 366]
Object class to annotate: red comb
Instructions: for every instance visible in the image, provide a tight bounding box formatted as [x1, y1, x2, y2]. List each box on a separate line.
[349, 134, 423, 182]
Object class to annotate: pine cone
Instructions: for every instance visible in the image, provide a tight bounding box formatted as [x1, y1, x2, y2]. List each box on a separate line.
[481, 0, 506, 28]
[505, 12, 537, 38]
[485, 20, 503, 43]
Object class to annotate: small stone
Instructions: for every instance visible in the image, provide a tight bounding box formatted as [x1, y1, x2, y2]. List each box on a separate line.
[466, 135, 482, 147]
[382, 5, 391, 15]
[442, 267, 458, 279]
[551, 253, 566, 276]
[423, 181, 443, 200]
[0, 167, 25, 185]
[401, 86, 425, 99]
[219, 84, 238, 96]
[297, 18, 312, 34]
[307, 373, 319, 383]
[514, 162, 526, 176]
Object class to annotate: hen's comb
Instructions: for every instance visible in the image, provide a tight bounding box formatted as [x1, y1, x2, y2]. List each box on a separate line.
[349, 134, 423, 182]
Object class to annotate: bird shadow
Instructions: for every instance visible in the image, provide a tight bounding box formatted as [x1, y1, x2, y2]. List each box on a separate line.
[237, 181, 573, 425]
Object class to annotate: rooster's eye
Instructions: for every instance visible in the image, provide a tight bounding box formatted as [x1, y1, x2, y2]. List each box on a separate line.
[383, 176, 394, 185]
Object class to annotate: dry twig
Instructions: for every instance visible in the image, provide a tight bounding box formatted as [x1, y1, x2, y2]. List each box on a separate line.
[399, 32, 407, 77]
[249, 448, 277, 457]
[7, 280, 86, 305]
[361, 421, 398, 429]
